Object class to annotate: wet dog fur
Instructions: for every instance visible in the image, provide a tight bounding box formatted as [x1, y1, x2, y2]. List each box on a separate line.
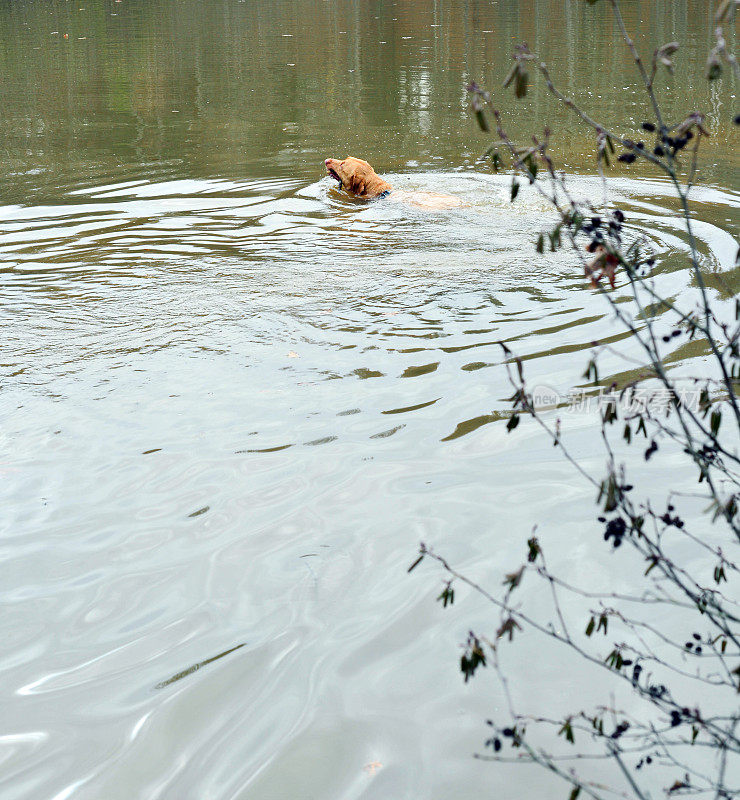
[325, 157, 463, 210]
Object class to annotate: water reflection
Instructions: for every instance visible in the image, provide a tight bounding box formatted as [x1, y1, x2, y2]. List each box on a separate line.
[0, 0, 736, 197]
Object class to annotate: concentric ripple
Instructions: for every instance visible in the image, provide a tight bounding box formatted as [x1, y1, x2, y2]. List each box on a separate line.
[0, 170, 737, 800]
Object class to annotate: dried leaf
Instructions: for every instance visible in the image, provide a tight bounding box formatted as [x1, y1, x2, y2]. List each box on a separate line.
[503, 566, 524, 590]
[514, 67, 528, 98]
[496, 616, 522, 641]
[706, 51, 722, 80]
[584, 246, 619, 288]
[659, 41, 680, 56]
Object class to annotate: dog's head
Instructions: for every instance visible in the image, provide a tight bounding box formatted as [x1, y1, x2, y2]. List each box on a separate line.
[324, 157, 386, 197]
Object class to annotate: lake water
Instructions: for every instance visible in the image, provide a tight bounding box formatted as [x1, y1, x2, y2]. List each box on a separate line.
[0, 1, 738, 799]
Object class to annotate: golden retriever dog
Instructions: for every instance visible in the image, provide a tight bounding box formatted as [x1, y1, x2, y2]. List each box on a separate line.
[325, 156, 463, 210]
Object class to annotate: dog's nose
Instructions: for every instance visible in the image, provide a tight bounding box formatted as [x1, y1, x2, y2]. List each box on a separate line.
[325, 159, 332, 166]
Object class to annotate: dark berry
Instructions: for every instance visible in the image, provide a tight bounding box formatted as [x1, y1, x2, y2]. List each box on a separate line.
[618, 152, 637, 163]
[604, 517, 627, 548]
[642, 122, 656, 132]
[654, 145, 665, 156]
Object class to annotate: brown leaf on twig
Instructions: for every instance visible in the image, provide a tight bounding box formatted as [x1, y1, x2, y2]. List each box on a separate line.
[496, 616, 522, 641]
[584, 246, 619, 288]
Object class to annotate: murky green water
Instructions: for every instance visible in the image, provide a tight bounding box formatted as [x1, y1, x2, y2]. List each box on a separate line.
[1, 2, 738, 799]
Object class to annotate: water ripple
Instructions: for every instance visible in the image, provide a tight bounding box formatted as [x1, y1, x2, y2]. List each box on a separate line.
[1, 168, 736, 800]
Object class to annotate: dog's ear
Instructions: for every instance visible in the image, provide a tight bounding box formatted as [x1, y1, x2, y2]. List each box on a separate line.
[349, 172, 366, 195]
